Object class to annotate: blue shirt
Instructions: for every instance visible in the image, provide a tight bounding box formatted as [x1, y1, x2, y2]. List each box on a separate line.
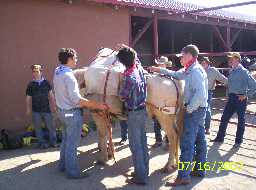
[53, 65, 82, 110]
[119, 64, 147, 110]
[160, 62, 208, 113]
[228, 64, 256, 98]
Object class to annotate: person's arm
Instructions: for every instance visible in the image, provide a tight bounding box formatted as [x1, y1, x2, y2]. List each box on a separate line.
[48, 90, 57, 113]
[25, 83, 32, 116]
[246, 72, 256, 99]
[65, 74, 107, 111]
[187, 71, 207, 113]
[215, 68, 228, 86]
[26, 96, 32, 116]
[119, 75, 134, 101]
[159, 68, 186, 80]
[149, 66, 185, 80]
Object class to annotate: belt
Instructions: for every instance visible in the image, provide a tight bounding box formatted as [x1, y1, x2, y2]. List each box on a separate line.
[127, 105, 145, 112]
[57, 107, 82, 112]
[229, 93, 244, 96]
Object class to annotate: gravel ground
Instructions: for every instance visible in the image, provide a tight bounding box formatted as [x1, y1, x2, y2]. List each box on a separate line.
[0, 100, 256, 190]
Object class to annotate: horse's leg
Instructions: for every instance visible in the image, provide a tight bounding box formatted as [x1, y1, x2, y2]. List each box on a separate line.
[92, 112, 109, 164]
[156, 113, 177, 173]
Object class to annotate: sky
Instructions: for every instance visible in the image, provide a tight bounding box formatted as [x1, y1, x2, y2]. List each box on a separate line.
[181, 0, 256, 17]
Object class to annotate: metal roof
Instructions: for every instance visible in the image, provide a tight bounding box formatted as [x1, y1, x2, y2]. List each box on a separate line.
[92, 0, 256, 24]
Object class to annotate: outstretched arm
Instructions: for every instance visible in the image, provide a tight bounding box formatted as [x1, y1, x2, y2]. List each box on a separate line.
[148, 66, 185, 80]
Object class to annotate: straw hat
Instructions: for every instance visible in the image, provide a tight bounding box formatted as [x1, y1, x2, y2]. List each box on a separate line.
[155, 56, 172, 67]
[227, 52, 241, 61]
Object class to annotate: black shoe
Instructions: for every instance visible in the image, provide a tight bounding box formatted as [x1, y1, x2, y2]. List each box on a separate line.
[126, 177, 146, 185]
[67, 172, 89, 179]
[210, 138, 224, 143]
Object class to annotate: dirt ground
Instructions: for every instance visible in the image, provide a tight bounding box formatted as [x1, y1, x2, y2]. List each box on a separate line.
[1, 99, 256, 190]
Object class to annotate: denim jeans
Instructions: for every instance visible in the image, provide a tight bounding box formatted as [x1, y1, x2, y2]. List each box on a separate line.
[120, 120, 128, 141]
[32, 112, 56, 146]
[216, 94, 247, 144]
[205, 90, 213, 130]
[178, 107, 207, 180]
[153, 118, 162, 142]
[127, 108, 149, 184]
[57, 108, 83, 178]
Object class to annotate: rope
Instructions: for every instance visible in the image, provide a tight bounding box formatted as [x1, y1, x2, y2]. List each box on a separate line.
[100, 56, 119, 163]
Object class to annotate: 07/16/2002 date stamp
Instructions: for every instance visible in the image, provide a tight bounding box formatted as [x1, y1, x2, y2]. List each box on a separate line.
[178, 161, 244, 172]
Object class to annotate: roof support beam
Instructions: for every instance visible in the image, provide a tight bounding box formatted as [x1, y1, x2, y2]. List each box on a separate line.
[230, 29, 242, 47]
[212, 26, 229, 51]
[131, 19, 152, 47]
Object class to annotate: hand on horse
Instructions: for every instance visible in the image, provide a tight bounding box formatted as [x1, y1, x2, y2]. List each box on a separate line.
[93, 102, 109, 112]
[148, 66, 161, 73]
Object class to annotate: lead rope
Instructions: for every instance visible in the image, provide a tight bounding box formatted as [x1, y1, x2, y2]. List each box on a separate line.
[101, 58, 118, 163]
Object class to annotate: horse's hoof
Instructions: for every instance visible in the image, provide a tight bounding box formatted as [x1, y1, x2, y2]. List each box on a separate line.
[161, 166, 177, 173]
[108, 154, 113, 159]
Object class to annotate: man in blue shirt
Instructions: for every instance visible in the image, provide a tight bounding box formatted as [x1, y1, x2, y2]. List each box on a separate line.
[149, 44, 208, 186]
[212, 52, 256, 148]
[117, 47, 149, 185]
[53, 48, 107, 179]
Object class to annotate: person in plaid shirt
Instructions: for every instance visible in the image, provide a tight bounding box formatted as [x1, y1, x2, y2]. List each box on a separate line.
[117, 47, 149, 185]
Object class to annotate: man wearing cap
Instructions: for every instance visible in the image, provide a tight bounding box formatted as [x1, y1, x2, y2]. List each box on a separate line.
[149, 44, 208, 186]
[212, 52, 256, 148]
[54, 48, 108, 179]
[152, 56, 173, 147]
[200, 57, 228, 135]
[26, 64, 57, 149]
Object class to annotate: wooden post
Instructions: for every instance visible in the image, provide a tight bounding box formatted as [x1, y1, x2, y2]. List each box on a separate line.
[153, 13, 159, 60]
[226, 27, 231, 51]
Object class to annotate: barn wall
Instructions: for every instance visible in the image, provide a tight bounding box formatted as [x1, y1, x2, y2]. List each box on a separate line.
[0, 0, 129, 132]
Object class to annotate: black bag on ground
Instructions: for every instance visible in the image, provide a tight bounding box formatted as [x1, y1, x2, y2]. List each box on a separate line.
[0, 129, 23, 150]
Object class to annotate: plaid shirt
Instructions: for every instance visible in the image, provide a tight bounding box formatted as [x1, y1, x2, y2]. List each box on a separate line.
[119, 61, 147, 110]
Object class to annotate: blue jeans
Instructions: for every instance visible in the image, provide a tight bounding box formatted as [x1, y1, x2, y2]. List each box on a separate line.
[205, 90, 213, 130]
[178, 107, 207, 180]
[120, 120, 128, 141]
[153, 118, 162, 142]
[216, 94, 247, 144]
[57, 108, 83, 178]
[32, 112, 56, 146]
[127, 108, 149, 184]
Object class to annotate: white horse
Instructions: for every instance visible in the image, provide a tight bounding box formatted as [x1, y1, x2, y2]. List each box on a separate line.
[74, 48, 185, 172]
